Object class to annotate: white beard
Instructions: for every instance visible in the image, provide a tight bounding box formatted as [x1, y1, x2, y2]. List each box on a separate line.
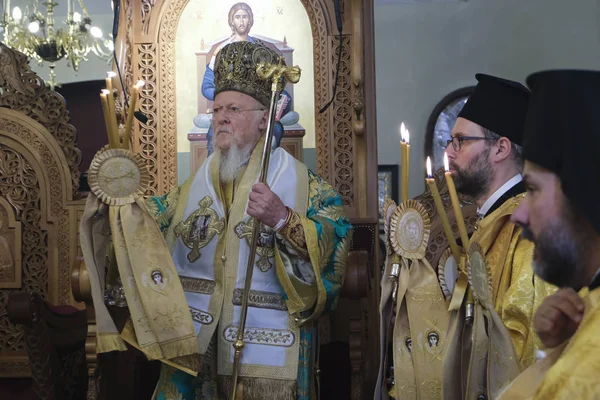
[216, 141, 253, 183]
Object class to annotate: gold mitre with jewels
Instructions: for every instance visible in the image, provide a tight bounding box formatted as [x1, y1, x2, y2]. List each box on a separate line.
[214, 41, 287, 107]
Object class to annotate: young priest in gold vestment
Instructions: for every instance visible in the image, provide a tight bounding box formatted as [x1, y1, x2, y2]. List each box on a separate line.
[498, 70, 600, 399]
[442, 74, 555, 399]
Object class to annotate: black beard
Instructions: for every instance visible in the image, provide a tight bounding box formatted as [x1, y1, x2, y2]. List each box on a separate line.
[452, 146, 493, 200]
[520, 207, 591, 290]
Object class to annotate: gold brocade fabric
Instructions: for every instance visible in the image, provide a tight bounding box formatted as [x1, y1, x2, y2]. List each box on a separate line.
[471, 195, 555, 368]
[80, 195, 198, 372]
[497, 287, 600, 399]
[279, 210, 309, 260]
[379, 200, 449, 400]
[443, 195, 556, 399]
[392, 257, 449, 400]
[110, 201, 197, 360]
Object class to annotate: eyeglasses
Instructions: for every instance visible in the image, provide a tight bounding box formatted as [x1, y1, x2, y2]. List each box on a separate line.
[445, 136, 497, 152]
[208, 105, 267, 118]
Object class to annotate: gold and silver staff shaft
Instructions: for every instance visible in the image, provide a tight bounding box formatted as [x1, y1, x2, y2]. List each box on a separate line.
[229, 60, 301, 400]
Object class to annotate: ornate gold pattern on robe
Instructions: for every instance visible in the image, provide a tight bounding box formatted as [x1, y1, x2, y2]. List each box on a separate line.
[497, 287, 600, 399]
[443, 195, 556, 400]
[147, 143, 352, 400]
[470, 195, 555, 368]
[377, 201, 449, 400]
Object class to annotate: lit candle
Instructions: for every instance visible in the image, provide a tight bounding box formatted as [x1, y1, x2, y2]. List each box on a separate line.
[123, 80, 145, 149]
[100, 90, 119, 148]
[103, 74, 119, 147]
[443, 152, 470, 249]
[405, 127, 410, 201]
[105, 71, 116, 93]
[11, 6, 21, 22]
[426, 157, 461, 262]
[400, 122, 410, 203]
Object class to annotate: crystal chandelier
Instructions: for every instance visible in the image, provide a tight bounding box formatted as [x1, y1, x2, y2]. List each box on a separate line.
[1, 0, 114, 89]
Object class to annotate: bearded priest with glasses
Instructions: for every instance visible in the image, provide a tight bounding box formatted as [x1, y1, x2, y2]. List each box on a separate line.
[442, 74, 555, 400]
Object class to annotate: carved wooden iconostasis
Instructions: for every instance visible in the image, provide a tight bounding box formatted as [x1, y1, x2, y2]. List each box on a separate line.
[0, 43, 87, 378]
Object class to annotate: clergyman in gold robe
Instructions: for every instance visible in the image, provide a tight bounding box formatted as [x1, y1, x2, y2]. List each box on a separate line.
[442, 74, 555, 399]
[498, 69, 600, 399]
[80, 41, 351, 400]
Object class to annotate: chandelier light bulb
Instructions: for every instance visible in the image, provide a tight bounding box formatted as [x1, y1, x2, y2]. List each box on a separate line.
[90, 26, 103, 38]
[28, 21, 40, 33]
[3, 0, 115, 90]
[12, 7, 22, 22]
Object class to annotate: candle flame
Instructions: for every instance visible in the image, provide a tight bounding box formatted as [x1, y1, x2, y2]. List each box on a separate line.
[400, 122, 407, 142]
[107, 71, 117, 78]
[101, 89, 110, 95]
[405, 129, 410, 145]
[136, 80, 146, 88]
[444, 152, 450, 172]
[426, 156, 432, 177]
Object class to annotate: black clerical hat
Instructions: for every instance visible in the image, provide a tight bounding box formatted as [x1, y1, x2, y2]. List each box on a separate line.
[457, 74, 530, 145]
[524, 69, 600, 234]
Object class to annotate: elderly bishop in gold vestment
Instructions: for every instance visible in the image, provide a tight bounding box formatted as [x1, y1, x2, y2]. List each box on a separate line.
[80, 41, 351, 400]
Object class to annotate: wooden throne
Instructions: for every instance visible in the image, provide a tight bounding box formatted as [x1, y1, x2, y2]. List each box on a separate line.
[0, 43, 93, 396]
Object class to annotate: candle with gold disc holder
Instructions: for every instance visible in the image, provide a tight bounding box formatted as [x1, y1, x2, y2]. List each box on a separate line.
[83, 74, 199, 374]
[389, 200, 431, 270]
[99, 74, 146, 151]
[229, 57, 302, 400]
[443, 152, 474, 324]
[387, 199, 449, 400]
[388, 199, 432, 313]
[87, 147, 150, 207]
[387, 198, 432, 307]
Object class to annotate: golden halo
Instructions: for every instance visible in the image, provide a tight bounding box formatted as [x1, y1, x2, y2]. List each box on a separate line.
[467, 242, 493, 309]
[389, 199, 431, 260]
[438, 247, 458, 300]
[88, 148, 150, 206]
[382, 198, 397, 255]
